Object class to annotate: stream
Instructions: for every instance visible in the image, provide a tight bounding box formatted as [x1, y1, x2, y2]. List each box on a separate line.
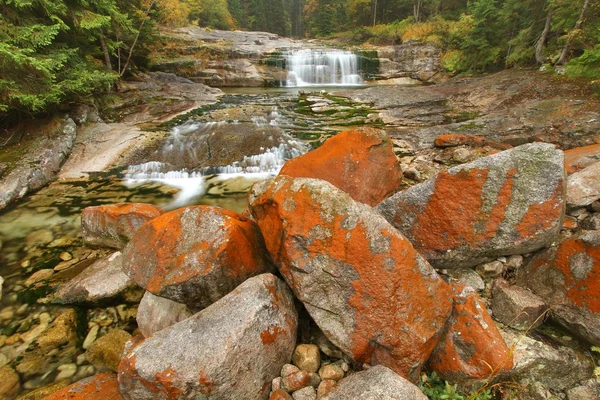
[0, 51, 385, 396]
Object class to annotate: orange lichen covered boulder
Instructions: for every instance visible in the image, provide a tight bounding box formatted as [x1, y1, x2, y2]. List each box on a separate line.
[428, 284, 513, 382]
[122, 206, 273, 309]
[517, 231, 600, 345]
[378, 143, 565, 268]
[249, 176, 452, 382]
[564, 143, 600, 175]
[81, 203, 163, 249]
[279, 127, 402, 206]
[433, 134, 511, 150]
[118, 273, 297, 400]
[44, 373, 123, 399]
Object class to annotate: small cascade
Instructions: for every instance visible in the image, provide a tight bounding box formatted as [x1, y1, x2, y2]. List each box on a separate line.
[123, 118, 308, 207]
[285, 49, 363, 87]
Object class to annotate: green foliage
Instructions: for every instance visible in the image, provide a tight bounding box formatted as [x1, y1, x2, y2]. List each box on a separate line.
[188, 0, 234, 30]
[420, 372, 493, 400]
[0, 0, 157, 117]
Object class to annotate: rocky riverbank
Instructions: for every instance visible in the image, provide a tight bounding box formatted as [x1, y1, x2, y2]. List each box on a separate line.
[8, 127, 599, 400]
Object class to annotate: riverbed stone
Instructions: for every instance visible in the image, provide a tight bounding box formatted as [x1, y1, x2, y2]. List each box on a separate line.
[270, 389, 293, 400]
[82, 203, 163, 249]
[377, 143, 565, 268]
[428, 284, 513, 382]
[52, 252, 134, 304]
[322, 365, 427, 400]
[85, 329, 132, 372]
[0, 365, 20, 399]
[122, 206, 274, 309]
[318, 364, 344, 381]
[249, 176, 452, 382]
[517, 230, 600, 344]
[292, 386, 317, 400]
[43, 373, 123, 399]
[279, 127, 402, 206]
[567, 161, 600, 207]
[491, 279, 548, 331]
[136, 291, 191, 338]
[118, 273, 297, 400]
[282, 370, 311, 392]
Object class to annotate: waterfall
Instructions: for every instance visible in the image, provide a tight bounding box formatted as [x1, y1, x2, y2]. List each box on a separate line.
[285, 49, 363, 87]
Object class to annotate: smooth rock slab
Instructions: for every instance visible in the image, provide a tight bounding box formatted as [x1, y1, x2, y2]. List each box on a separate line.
[118, 273, 297, 400]
[567, 161, 600, 207]
[122, 206, 274, 309]
[279, 127, 402, 206]
[249, 176, 452, 382]
[500, 328, 594, 391]
[378, 143, 565, 268]
[564, 144, 600, 174]
[517, 230, 600, 344]
[322, 366, 427, 400]
[428, 284, 513, 382]
[82, 203, 163, 249]
[52, 252, 134, 304]
[44, 373, 123, 399]
[136, 291, 191, 338]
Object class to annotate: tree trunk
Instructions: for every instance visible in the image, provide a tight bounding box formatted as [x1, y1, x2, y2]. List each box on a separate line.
[414, 0, 423, 23]
[556, 0, 591, 65]
[120, 0, 157, 76]
[99, 35, 112, 71]
[373, 0, 378, 27]
[535, 9, 552, 64]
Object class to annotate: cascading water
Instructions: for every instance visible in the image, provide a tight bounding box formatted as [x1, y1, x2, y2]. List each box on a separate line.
[123, 115, 308, 208]
[285, 49, 363, 87]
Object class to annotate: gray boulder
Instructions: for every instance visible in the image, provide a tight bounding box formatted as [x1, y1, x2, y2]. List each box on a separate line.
[377, 143, 565, 268]
[118, 273, 297, 400]
[322, 366, 427, 400]
[52, 252, 135, 304]
[500, 329, 594, 391]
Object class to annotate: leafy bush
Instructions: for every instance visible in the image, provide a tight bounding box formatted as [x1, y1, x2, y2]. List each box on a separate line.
[420, 372, 493, 400]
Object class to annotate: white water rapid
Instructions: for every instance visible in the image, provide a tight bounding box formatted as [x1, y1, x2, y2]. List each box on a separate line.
[285, 49, 363, 87]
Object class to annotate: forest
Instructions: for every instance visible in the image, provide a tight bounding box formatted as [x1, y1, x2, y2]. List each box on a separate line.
[1, 0, 598, 118]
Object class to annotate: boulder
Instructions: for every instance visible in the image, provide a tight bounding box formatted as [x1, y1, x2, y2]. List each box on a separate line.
[43, 373, 124, 399]
[118, 273, 297, 400]
[378, 143, 565, 268]
[564, 143, 600, 174]
[122, 206, 274, 309]
[0, 365, 20, 399]
[491, 279, 548, 331]
[85, 329, 132, 372]
[52, 252, 134, 304]
[500, 328, 594, 391]
[82, 203, 163, 249]
[279, 127, 402, 206]
[249, 176, 452, 382]
[517, 230, 600, 344]
[567, 161, 600, 207]
[322, 365, 427, 400]
[428, 284, 513, 382]
[136, 291, 191, 337]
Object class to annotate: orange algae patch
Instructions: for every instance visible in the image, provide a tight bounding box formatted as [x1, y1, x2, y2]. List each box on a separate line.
[554, 236, 600, 312]
[260, 325, 284, 344]
[516, 185, 564, 240]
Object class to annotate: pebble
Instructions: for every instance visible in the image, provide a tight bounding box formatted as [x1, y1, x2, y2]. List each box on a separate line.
[24, 269, 54, 287]
[476, 260, 504, 278]
[0, 310, 14, 321]
[318, 363, 344, 381]
[292, 386, 317, 400]
[5, 334, 21, 345]
[272, 376, 282, 391]
[281, 364, 300, 377]
[317, 379, 337, 398]
[55, 364, 77, 381]
[82, 325, 99, 350]
[54, 259, 78, 271]
[59, 252, 73, 261]
[0, 335, 6, 347]
[292, 344, 321, 373]
[506, 255, 524, 269]
[74, 365, 95, 380]
[20, 313, 51, 343]
[76, 354, 87, 365]
[21, 260, 31, 268]
[0, 353, 9, 367]
[16, 304, 29, 315]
